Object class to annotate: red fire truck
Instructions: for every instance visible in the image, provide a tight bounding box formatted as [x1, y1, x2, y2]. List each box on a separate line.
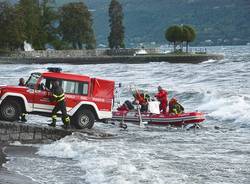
[0, 68, 115, 129]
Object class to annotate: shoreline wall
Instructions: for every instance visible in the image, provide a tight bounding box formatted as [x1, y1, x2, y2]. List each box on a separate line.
[0, 48, 225, 64]
[0, 121, 72, 144]
[0, 121, 113, 144]
[0, 54, 224, 64]
[9, 49, 158, 58]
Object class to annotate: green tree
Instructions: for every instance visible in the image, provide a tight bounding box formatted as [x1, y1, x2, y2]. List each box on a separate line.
[182, 25, 196, 53]
[0, 2, 26, 51]
[108, 0, 125, 49]
[165, 25, 183, 52]
[17, 0, 41, 49]
[36, 0, 59, 49]
[165, 25, 196, 52]
[59, 2, 96, 49]
[0, 0, 59, 51]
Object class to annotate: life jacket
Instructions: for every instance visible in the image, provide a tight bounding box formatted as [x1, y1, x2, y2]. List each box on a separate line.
[52, 86, 65, 103]
[169, 99, 184, 114]
[134, 91, 148, 105]
[144, 93, 150, 102]
[173, 103, 184, 114]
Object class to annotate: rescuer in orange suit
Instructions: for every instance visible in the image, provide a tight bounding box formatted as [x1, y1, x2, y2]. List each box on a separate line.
[155, 86, 168, 113]
[133, 90, 150, 112]
[134, 91, 146, 105]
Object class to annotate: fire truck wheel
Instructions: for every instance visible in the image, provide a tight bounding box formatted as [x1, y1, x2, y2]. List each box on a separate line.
[0, 100, 21, 122]
[73, 109, 95, 129]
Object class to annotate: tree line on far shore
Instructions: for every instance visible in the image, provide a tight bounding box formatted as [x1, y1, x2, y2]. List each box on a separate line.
[0, 0, 196, 53]
[0, 0, 125, 51]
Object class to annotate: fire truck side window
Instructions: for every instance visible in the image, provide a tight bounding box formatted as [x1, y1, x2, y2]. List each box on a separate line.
[26, 73, 41, 89]
[38, 78, 52, 90]
[79, 82, 88, 95]
[61, 80, 88, 95]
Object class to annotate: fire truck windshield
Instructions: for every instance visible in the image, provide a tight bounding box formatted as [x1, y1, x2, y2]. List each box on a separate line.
[26, 73, 41, 89]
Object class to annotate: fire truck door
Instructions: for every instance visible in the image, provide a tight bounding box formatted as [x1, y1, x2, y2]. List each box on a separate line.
[33, 78, 54, 112]
[34, 90, 54, 112]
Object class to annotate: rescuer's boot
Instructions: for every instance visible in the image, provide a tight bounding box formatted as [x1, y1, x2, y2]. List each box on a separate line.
[20, 114, 27, 122]
[48, 116, 56, 127]
[48, 122, 56, 127]
[62, 116, 71, 129]
[62, 124, 70, 129]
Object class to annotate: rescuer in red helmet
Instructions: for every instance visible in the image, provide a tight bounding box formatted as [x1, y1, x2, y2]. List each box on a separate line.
[155, 86, 168, 113]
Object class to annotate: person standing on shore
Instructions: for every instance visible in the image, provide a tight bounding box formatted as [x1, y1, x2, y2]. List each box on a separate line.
[18, 78, 25, 86]
[18, 78, 27, 122]
[155, 86, 168, 113]
[48, 80, 70, 129]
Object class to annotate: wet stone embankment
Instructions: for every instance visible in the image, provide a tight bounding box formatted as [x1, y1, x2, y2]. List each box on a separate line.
[0, 121, 72, 144]
[0, 121, 113, 144]
[0, 54, 224, 64]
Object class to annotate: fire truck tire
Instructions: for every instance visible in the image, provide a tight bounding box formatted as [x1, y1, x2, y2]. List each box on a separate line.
[73, 109, 95, 129]
[0, 100, 21, 122]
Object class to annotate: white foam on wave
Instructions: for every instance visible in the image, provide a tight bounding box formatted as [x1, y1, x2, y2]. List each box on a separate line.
[37, 135, 176, 184]
[9, 141, 23, 146]
[38, 137, 133, 183]
[203, 59, 216, 64]
[198, 91, 250, 123]
[37, 136, 81, 159]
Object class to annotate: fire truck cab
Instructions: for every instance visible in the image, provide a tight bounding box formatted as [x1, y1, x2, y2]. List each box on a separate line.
[0, 68, 115, 129]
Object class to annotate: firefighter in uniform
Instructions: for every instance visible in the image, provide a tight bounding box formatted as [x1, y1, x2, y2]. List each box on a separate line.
[18, 78, 27, 122]
[48, 80, 70, 129]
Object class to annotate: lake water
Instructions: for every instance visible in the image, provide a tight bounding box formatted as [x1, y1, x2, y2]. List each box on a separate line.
[1, 46, 250, 184]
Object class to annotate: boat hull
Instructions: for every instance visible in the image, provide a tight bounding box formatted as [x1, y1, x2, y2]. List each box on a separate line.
[112, 111, 205, 126]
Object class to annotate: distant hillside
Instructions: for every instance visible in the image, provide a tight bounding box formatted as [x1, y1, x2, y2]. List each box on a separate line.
[53, 0, 250, 47]
[7, 0, 250, 46]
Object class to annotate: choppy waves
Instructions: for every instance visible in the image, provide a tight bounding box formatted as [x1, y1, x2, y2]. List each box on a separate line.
[2, 45, 250, 184]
